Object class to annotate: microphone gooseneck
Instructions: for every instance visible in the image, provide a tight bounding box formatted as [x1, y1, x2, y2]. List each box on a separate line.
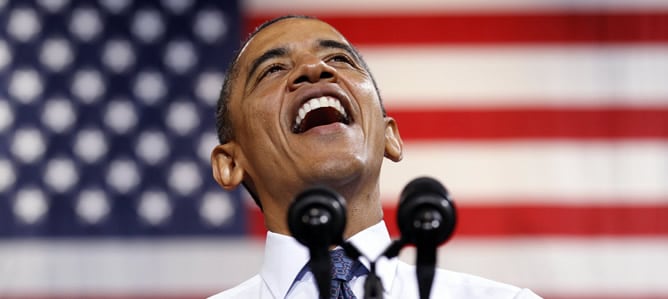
[397, 177, 457, 299]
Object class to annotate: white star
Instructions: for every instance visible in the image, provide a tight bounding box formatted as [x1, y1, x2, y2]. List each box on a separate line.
[166, 100, 200, 135]
[69, 7, 103, 41]
[134, 71, 166, 105]
[71, 69, 105, 104]
[41, 97, 77, 134]
[37, 0, 70, 13]
[132, 9, 165, 43]
[0, 159, 16, 193]
[40, 37, 74, 72]
[138, 191, 172, 226]
[44, 158, 79, 193]
[200, 191, 234, 227]
[7, 8, 42, 42]
[76, 189, 110, 225]
[0, 40, 11, 71]
[164, 39, 197, 74]
[9, 69, 44, 104]
[194, 10, 228, 43]
[104, 99, 138, 134]
[107, 159, 140, 194]
[195, 72, 224, 106]
[74, 128, 108, 163]
[168, 161, 202, 196]
[102, 39, 136, 73]
[135, 130, 170, 165]
[11, 127, 46, 163]
[198, 131, 218, 163]
[99, 0, 130, 14]
[0, 99, 14, 133]
[14, 188, 49, 225]
[161, 0, 193, 14]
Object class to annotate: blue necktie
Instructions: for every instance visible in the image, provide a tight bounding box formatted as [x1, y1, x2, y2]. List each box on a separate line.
[329, 249, 361, 299]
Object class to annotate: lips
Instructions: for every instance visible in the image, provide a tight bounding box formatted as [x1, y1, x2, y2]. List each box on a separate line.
[292, 96, 350, 133]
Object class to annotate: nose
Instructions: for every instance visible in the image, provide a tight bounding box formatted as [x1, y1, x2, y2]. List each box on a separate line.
[288, 56, 337, 90]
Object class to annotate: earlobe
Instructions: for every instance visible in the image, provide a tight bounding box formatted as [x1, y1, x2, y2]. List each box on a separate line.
[211, 143, 245, 190]
[383, 117, 403, 162]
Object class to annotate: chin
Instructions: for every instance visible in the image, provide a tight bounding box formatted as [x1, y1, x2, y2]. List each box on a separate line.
[308, 154, 366, 185]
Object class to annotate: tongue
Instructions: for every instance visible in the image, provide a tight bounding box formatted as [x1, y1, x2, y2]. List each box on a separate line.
[296, 107, 346, 133]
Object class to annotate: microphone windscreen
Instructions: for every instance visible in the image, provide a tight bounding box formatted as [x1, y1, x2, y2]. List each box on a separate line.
[287, 186, 347, 248]
[397, 177, 456, 246]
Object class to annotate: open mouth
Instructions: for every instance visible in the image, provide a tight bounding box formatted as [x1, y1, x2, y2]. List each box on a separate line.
[292, 96, 350, 134]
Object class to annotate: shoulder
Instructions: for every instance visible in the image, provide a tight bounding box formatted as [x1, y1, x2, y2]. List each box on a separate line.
[394, 262, 542, 299]
[207, 275, 263, 299]
[434, 269, 542, 299]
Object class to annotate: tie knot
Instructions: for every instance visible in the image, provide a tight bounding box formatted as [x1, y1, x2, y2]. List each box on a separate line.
[329, 249, 356, 282]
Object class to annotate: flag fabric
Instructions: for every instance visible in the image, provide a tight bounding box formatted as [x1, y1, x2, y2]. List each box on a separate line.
[1, 0, 668, 299]
[244, 1, 668, 299]
[0, 0, 245, 298]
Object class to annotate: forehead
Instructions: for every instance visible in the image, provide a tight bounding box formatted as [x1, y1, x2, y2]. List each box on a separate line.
[237, 18, 349, 71]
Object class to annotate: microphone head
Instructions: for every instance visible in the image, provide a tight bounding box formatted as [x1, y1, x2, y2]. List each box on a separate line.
[397, 177, 456, 246]
[287, 186, 347, 249]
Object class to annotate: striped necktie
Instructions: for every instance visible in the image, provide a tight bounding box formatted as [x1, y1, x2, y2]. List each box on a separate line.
[329, 249, 361, 299]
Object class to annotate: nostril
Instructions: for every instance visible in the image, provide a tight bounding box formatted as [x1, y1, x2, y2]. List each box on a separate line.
[293, 75, 309, 85]
[320, 71, 333, 79]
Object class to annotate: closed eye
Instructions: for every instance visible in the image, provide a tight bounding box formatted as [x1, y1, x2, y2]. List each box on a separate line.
[328, 54, 353, 65]
[258, 63, 285, 80]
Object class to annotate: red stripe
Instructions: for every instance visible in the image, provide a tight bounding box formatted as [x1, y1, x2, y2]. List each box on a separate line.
[388, 107, 668, 140]
[248, 202, 668, 237]
[247, 12, 668, 45]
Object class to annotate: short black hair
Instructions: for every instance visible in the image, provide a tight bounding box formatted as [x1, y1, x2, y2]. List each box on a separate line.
[214, 15, 386, 209]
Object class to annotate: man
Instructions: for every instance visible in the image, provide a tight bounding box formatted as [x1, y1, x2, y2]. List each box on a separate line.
[209, 15, 541, 299]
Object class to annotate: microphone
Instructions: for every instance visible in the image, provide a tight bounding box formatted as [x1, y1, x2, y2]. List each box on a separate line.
[397, 177, 456, 299]
[288, 186, 347, 299]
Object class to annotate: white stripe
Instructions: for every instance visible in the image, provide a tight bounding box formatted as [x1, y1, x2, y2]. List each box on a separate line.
[246, 0, 668, 13]
[0, 239, 263, 295]
[380, 141, 668, 204]
[2, 238, 667, 296]
[400, 237, 668, 297]
[361, 46, 668, 108]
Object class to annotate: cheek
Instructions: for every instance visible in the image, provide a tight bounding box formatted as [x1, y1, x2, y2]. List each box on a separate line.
[236, 98, 284, 146]
[354, 78, 383, 110]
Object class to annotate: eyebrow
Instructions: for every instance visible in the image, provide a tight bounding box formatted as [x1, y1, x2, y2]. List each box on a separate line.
[317, 39, 360, 61]
[246, 47, 288, 83]
[245, 39, 358, 84]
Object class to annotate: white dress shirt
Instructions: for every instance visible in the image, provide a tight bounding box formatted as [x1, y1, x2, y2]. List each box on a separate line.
[209, 221, 542, 299]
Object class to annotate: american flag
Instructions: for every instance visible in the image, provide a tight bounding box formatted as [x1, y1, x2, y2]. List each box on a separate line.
[1, 0, 244, 298]
[1, 0, 668, 299]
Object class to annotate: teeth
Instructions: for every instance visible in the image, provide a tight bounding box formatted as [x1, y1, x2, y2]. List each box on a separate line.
[294, 96, 348, 128]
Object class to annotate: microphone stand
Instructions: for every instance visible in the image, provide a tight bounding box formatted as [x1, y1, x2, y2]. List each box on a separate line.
[341, 242, 384, 299]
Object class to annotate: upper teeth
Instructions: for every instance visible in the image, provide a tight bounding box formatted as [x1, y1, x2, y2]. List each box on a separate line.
[295, 96, 347, 127]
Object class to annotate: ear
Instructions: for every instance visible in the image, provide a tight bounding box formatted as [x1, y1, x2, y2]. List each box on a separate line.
[211, 142, 246, 190]
[383, 117, 403, 162]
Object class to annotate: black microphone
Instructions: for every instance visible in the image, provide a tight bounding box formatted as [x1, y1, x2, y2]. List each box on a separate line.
[288, 186, 347, 299]
[397, 177, 457, 299]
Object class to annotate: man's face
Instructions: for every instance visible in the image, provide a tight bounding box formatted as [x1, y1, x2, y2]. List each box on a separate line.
[220, 18, 401, 204]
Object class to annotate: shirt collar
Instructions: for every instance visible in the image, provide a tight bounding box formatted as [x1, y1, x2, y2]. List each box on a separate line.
[261, 230, 310, 299]
[347, 220, 397, 295]
[260, 221, 398, 298]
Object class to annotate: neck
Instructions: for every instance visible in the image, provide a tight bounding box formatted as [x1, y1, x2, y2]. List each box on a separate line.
[261, 180, 384, 240]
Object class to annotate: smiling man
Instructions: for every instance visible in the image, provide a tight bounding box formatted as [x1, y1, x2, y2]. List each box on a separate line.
[209, 16, 541, 299]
